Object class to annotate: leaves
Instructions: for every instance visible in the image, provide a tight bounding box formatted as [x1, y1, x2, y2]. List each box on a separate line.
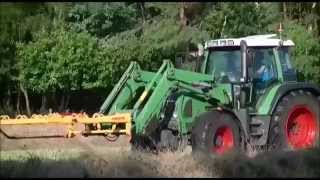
[283, 20, 320, 84]
[67, 2, 138, 38]
[200, 2, 280, 38]
[1, 2, 320, 114]
[17, 27, 101, 93]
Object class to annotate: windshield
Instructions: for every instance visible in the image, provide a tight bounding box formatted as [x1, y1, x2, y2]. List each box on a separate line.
[205, 47, 242, 82]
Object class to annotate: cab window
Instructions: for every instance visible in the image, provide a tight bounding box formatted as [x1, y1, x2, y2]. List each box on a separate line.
[205, 47, 241, 83]
[251, 48, 277, 89]
[278, 47, 297, 81]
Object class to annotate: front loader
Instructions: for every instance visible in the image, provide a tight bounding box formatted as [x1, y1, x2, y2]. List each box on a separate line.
[1, 34, 320, 155]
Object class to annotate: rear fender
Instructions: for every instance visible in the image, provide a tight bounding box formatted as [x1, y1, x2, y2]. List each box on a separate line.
[255, 82, 320, 115]
[268, 82, 320, 115]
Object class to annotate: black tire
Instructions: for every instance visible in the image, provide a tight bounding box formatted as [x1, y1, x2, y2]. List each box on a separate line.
[191, 111, 243, 156]
[268, 90, 320, 151]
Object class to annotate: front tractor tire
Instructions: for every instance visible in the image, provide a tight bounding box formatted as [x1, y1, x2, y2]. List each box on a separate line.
[268, 90, 320, 151]
[191, 111, 243, 156]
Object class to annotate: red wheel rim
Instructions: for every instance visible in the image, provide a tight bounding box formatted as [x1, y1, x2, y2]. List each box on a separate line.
[212, 126, 234, 154]
[286, 105, 318, 149]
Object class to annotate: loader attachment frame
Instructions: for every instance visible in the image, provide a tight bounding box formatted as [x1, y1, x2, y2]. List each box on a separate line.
[0, 113, 131, 138]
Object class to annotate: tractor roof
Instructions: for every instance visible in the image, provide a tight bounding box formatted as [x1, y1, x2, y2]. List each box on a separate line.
[204, 34, 294, 49]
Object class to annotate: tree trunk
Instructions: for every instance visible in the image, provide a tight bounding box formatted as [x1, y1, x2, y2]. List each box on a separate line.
[179, 2, 187, 27]
[299, 3, 302, 23]
[40, 94, 47, 114]
[312, 3, 318, 35]
[283, 2, 287, 20]
[51, 92, 58, 112]
[16, 89, 21, 115]
[221, 16, 227, 38]
[5, 88, 11, 109]
[59, 95, 65, 112]
[317, 3, 320, 36]
[139, 2, 146, 24]
[20, 83, 31, 117]
[64, 94, 71, 111]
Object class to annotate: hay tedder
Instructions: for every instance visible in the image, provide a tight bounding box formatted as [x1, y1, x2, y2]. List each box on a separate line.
[1, 34, 320, 155]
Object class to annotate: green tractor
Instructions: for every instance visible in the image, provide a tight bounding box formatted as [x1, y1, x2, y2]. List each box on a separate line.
[98, 34, 320, 155]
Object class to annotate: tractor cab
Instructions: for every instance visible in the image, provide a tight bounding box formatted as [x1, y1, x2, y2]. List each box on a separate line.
[202, 34, 296, 83]
[197, 34, 297, 108]
[175, 34, 296, 84]
[175, 34, 297, 110]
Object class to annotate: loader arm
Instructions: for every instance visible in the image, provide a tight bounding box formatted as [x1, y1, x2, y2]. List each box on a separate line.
[128, 60, 213, 135]
[99, 61, 153, 114]
[97, 60, 213, 136]
[99, 61, 138, 114]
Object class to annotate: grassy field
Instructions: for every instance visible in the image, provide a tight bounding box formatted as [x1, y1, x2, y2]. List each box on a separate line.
[1, 146, 320, 178]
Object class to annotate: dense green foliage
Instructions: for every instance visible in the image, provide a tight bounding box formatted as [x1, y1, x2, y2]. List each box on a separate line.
[283, 20, 320, 84]
[0, 2, 319, 115]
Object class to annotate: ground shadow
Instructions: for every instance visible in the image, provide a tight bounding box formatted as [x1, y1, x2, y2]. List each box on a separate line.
[0, 153, 160, 178]
[196, 147, 320, 178]
[0, 129, 65, 139]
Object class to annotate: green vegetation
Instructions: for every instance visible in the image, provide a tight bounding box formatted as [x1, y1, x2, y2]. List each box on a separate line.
[0, 2, 319, 115]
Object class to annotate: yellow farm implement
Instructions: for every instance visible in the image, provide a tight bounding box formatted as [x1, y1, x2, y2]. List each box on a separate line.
[0, 112, 132, 139]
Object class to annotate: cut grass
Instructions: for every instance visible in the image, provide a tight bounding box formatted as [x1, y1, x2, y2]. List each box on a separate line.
[1, 147, 320, 178]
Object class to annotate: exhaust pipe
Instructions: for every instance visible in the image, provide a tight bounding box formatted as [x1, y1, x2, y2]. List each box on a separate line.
[240, 40, 248, 82]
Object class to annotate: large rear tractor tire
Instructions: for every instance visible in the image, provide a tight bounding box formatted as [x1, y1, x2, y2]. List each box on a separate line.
[191, 111, 243, 156]
[268, 90, 320, 151]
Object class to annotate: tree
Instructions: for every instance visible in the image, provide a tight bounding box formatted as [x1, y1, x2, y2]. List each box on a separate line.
[283, 20, 320, 84]
[17, 26, 101, 112]
[200, 2, 280, 38]
[0, 2, 53, 115]
[67, 2, 138, 38]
